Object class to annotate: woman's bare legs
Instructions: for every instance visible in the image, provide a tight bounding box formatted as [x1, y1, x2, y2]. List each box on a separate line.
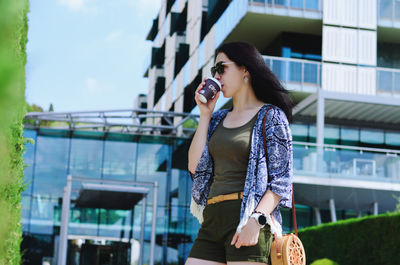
[185, 257, 226, 265]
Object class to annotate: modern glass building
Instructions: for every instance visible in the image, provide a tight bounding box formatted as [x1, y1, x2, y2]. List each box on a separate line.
[143, 0, 400, 220]
[21, 127, 198, 265]
[21, 0, 400, 264]
[141, 0, 400, 261]
[21, 114, 400, 264]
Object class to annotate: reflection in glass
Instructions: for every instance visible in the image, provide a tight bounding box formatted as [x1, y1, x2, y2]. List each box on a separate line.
[29, 196, 59, 235]
[386, 132, 400, 146]
[341, 128, 359, 143]
[305, 0, 319, 10]
[103, 141, 136, 181]
[304, 63, 318, 84]
[271, 59, 286, 81]
[395, 72, 400, 93]
[377, 70, 393, 93]
[360, 129, 384, 144]
[396, 0, 400, 20]
[290, 0, 303, 8]
[70, 138, 103, 179]
[289, 61, 302, 82]
[21, 196, 31, 232]
[136, 142, 168, 206]
[379, 0, 393, 19]
[33, 136, 69, 197]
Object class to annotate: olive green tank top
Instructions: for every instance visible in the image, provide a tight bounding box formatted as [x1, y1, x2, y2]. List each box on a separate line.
[208, 110, 260, 198]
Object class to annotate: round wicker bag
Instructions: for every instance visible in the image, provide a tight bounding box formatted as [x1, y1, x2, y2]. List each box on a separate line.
[270, 233, 306, 265]
[262, 106, 306, 265]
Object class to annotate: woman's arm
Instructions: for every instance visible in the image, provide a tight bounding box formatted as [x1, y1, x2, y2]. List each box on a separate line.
[231, 189, 280, 248]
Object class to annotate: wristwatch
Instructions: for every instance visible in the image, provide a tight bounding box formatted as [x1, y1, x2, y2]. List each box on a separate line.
[250, 211, 267, 228]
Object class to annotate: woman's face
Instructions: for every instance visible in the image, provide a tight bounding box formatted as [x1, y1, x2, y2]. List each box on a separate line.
[213, 52, 246, 98]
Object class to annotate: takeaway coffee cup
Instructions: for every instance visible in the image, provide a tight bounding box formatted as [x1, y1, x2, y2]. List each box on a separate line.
[198, 77, 222, 104]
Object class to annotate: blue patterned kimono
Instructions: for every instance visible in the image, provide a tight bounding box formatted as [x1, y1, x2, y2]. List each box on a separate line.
[189, 103, 293, 233]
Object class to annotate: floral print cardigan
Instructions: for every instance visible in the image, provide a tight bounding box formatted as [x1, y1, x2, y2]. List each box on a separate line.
[189, 104, 293, 233]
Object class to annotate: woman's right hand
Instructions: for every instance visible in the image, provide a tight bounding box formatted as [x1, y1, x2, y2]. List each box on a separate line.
[194, 78, 221, 117]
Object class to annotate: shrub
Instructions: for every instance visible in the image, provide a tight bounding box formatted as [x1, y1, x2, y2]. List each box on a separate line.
[0, 0, 29, 263]
[299, 213, 400, 265]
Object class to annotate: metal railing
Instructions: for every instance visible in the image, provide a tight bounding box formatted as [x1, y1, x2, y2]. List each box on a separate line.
[293, 141, 400, 181]
[263, 55, 322, 92]
[24, 108, 200, 138]
[263, 56, 400, 96]
[249, 0, 322, 12]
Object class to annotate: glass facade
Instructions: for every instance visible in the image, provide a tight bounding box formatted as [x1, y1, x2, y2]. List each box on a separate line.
[21, 126, 400, 264]
[21, 129, 195, 265]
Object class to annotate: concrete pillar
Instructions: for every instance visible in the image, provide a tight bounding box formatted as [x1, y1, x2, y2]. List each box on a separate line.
[149, 183, 158, 265]
[58, 175, 72, 265]
[314, 207, 322, 225]
[373, 202, 378, 216]
[329, 199, 337, 222]
[316, 91, 325, 173]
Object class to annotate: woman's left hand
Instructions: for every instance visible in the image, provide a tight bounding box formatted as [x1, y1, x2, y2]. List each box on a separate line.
[230, 217, 261, 248]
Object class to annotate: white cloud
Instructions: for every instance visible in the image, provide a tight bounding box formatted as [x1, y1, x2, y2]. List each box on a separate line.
[58, 0, 98, 14]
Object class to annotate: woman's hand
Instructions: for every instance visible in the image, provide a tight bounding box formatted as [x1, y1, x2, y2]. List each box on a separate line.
[194, 78, 221, 117]
[230, 217, 261, 248]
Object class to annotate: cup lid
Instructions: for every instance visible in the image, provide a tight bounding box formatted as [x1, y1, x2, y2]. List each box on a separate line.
[207, 77, 221, 89]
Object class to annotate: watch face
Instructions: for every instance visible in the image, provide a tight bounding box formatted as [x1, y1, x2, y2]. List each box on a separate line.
[258, 215, 267, 226]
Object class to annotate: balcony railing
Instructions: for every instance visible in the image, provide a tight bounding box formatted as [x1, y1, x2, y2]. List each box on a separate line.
[263, 55, 322, 92]
[263, 56, 400, 96]
[294, 142, 400, 182]
[376, 67, 400, 95]
[378, 0, 400, 26]
[249, 0, 322, 12]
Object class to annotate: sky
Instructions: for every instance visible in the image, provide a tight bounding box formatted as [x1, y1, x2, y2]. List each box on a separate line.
[26, 0, 161, 112]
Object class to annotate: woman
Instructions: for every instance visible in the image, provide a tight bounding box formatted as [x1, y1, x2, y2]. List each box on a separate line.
[186, 42, 293, 265]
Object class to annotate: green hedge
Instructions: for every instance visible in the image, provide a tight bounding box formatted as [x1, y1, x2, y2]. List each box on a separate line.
[0, 0, 29, 264]
[298, 212, 400, 265]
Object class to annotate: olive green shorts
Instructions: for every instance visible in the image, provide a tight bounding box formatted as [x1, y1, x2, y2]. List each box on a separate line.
[188, 199, 272, 264]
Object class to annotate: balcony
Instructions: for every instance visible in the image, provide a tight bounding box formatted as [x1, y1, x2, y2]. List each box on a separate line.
[248, 0, 322, 19]
[263, 55, 322, 93]
[264, 56, 400, 97]
[294, 142, 400, 182]
[250, 0, 321, 10]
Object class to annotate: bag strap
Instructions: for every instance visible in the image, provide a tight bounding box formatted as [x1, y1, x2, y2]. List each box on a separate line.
[262, 105, 298, 237]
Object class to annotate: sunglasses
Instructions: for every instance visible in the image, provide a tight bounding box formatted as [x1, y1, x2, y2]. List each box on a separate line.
[211, 61, 234, 77]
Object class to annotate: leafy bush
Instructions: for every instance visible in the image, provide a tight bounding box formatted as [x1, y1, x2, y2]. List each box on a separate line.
[299, 213, 400, 265]
[0, 0, 29, 263]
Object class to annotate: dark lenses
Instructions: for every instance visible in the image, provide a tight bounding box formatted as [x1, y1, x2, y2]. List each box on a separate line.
[210, 62, 224, 77]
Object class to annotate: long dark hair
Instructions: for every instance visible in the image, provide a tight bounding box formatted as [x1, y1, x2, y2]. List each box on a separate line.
[216, 42, 293, 122]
